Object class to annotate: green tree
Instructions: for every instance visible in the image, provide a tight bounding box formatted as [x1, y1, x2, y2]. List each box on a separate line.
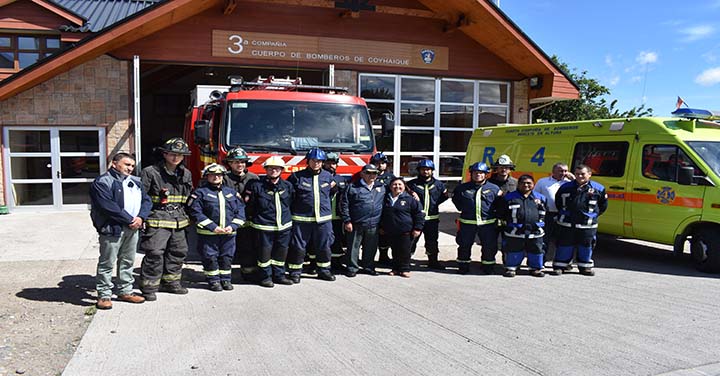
[533, 56, 652, 122]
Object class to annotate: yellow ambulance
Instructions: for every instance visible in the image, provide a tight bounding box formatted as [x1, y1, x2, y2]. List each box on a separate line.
[463, 108, 720, 272]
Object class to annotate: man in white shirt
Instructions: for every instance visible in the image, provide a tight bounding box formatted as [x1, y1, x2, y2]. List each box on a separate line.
[534, 162, 574, 263]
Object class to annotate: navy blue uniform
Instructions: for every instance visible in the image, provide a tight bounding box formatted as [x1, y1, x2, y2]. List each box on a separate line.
[286, 168, 335, 277]
[224, 172, 259, 271]
[452, 180, 501, 268]
[245, 177, 294, 281]
[341, 179, 385, 273]
[407, 177, 448, 256]
[187, 185, 245, 283]
[381, 191, 425, 273]
[498, 190, 547, 271]
[554, 180, 608, 272]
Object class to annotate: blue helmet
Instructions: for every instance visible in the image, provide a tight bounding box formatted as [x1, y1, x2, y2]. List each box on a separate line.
[417, 159, 435, 170]
[370, 152, 388, 164]
[305, 147, 327, 161]
[469, 162, 490, 173]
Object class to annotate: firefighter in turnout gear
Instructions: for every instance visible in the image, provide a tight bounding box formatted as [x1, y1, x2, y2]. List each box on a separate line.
[139, 138, 194, 301]
[187, 164, 246, 291]
[324, 152, 349, 271]
[452, 162, 501, 275]
[286, 148, 337, 283]
[370, 152, 396, 265]
[497, 175, 547, 278]
[488, 154, 518, 194]
[244, 156, 295, 287]
[407, 159, 449, 270]
[222, 147, 260, 281]
[553, 164, 608, 276]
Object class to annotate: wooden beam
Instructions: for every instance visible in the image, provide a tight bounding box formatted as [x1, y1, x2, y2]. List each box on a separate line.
[223, 0, 237, 15]
[31, 0, 85, 26]
[241, 0, 442, 19]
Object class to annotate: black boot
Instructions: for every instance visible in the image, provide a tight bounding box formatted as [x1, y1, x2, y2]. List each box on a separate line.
[318, 270, 336, 281]
[159, 283, 188, 295]
[427, 254, 445, 270]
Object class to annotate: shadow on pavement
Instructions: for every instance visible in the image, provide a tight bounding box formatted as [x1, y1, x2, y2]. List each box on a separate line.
[16, 274, 96, 306]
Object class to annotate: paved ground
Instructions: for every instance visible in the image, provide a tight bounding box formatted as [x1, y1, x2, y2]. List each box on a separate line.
[2, 210, 720, 376]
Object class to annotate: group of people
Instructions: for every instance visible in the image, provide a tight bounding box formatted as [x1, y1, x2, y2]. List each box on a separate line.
[90, 137, 609, 310]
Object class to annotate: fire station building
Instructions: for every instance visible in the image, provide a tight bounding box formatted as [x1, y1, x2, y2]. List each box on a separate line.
[0, 0, 578, 211]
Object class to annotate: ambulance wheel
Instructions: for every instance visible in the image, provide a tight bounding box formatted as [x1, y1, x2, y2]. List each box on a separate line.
[691, 229, 720, 273]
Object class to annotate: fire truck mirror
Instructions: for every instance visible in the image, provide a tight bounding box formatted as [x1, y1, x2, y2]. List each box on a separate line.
[381, 113, 394, 136]
[678, 166, 694, 186]
[194, 120, 211, 145]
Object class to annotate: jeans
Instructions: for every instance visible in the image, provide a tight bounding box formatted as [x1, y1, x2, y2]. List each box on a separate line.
[97, 229, 140, 298]
[346, 225, 379, 272]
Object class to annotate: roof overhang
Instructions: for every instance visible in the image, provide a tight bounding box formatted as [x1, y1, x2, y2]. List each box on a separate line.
[0, 0, 578, 102]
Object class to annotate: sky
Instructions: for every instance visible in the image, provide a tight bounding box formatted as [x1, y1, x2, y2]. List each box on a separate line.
[499, 0, 720, 116]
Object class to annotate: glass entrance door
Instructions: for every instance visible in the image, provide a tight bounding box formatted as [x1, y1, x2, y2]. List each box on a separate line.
[3, 127, 106, 210]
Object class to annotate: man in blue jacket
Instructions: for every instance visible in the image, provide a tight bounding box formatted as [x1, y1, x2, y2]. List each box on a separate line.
[341, 164, 386, 277]
[553, 164, 608, 276]
[90, 153, 152, 310]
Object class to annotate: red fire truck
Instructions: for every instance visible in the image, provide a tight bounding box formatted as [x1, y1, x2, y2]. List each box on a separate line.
[184, 76, 389, 183]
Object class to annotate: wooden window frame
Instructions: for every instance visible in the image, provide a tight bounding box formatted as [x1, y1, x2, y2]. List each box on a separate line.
[0, 33, 62, 73]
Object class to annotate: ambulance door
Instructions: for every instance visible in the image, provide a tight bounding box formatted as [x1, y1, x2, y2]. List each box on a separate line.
[629, 144, 707, 243]
[571, 137, 634, 236]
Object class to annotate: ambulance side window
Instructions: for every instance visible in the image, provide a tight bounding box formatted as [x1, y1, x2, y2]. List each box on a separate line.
[571, 142, 628, 177]
[642, 144, 703, 182]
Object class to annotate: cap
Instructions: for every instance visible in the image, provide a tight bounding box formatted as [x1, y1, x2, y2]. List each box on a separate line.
[362, 164, 379, 173]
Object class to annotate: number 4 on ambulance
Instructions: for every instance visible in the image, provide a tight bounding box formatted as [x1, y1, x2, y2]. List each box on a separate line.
[464, 107, 720, 273]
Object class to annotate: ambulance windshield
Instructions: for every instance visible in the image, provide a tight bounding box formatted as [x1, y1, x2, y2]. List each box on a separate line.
[687, 141, 720, 177]
[225, 100, 374, 154]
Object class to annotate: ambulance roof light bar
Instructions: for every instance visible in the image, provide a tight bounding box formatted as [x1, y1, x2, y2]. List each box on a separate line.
[671, 107, 720, 120]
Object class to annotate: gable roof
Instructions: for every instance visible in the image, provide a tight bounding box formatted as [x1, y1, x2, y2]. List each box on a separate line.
[0, 0, 579, 102]
[0, 0, 86, 26]
[51, 0, 162, 32]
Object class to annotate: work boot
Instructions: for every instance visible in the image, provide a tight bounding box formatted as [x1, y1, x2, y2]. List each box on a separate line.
[427, 254, 445, 270]
[96, 297, 112, 310]
[160, 283, 188, 295]
[273, 276, 294, 285]
[551, 268, 563, 276]
[503, 270, 516, 278]
[142, 292, 157, 301]
[117, 293, 145, 304]
[318, 270, 336, 281]
[457, 263, 470, 275]
[303, 262, 317, 275]
[579, 268, 595, 276]
[209, 282, 223, 292]
[529, 269, 545, 278]
[481, 264, 495, 275]
[331, 261, 346, 273]
[259, 279, 275, 288]
[221, 281, 234, 290]
[289, 274, 301, 284]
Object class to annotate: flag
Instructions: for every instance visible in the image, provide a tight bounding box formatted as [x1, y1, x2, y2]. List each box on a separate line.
[676, 96, 687, 110]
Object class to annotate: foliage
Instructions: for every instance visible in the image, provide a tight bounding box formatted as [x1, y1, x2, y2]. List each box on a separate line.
[533, 56, 653, 122]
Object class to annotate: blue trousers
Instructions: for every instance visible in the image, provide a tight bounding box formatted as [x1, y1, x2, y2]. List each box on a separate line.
[288, 221, 334, 276]
[257, 229, 291, 281]
[456, 223, 498, 265]
[554, 227, 596, 269]
[503, 236, 544, 271]
[198, 234, 236, 283]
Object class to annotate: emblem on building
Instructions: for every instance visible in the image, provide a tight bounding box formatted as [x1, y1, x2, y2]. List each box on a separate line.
[656, 186, 676, 205]
[420, 49, 435, 64]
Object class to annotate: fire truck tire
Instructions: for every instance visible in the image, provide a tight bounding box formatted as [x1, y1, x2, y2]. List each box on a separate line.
[691, 228, 720, 273]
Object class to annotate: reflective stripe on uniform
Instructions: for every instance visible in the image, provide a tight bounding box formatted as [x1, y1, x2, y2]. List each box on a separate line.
[197, 228, 236, 235]
[456, 259, 471, 263]
[481, 260, 496, 265]
[150, 195, 188, 204]
[426, 214, 439, 220]
[274, 191, 283, 229]
[577, 261, 594, 268]
[232, 218, 244, 226]
[257, 260, 271, 268]
[197, 218, 213, 228]
[204, 269, 220, 276]
[218, 191, 226, 229]
[161, 274, 181, 281]
[219, 269, 231, 275]
[287, 263, 303, 269]
[317, 261, 331, 268]
[292, 215, 333, 223]
[270, 259, 285, 266]
[458, 218, 496, 225]
[250, 221, 292, 232]
[146, 218, 190, 229]
[313, 174, 320, 222]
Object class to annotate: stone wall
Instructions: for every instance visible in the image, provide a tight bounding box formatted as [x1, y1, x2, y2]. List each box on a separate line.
[0, 54, 132, 206]
[512, 79, 529, 124]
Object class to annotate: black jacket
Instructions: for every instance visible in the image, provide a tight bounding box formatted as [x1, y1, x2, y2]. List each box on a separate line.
[381, 191, 425, 235]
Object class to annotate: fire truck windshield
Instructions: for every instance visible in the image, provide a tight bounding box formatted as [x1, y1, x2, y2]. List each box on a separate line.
[225, 100, 374, 154]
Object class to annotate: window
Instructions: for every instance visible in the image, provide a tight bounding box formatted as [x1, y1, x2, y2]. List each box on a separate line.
[572, 142, 629, 177]
[0, 34, 62, 72]
[642, 145, 703, 182]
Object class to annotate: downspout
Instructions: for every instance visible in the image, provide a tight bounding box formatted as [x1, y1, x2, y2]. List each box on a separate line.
[528, 100, 555, 124]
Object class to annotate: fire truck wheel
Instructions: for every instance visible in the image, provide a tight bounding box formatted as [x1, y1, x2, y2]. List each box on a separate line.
[691, 228, 720, 273]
